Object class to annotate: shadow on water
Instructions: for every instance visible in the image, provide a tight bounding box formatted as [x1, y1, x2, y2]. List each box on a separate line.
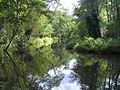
[0, 47, 120, 90]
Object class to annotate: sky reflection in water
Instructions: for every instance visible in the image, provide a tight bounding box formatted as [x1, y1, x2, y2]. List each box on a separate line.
[50, 59, 81, 90]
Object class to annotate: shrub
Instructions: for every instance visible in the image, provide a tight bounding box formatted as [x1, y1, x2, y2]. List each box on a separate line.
[73, 37, 120, 53]
[29, 37, 53, 48]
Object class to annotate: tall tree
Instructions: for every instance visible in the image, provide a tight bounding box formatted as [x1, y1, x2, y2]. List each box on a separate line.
[74, 0, 102, 38]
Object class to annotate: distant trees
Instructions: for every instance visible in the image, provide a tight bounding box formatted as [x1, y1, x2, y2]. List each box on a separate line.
[51, 11, 77, 44]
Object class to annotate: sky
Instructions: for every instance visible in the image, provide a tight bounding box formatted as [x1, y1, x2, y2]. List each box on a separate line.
[59, 0, 79, 14]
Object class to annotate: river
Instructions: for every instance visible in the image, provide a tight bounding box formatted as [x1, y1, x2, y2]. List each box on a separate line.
[0, 47, 120, 90]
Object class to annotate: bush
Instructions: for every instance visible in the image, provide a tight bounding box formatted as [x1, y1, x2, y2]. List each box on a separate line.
[105, 39, 120, 52]
[74, 38, 106, 51]
[29, 37, 53, 48]
[66, 41, 76, 50]
[71, 37, 120, 53]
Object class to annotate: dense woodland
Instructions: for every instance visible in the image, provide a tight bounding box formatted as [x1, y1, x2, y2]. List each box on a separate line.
[71, 0, 120, 54]
[0, 0, 76, 51]
[0, 0, 120, 54]
[0, 0, 120, 90]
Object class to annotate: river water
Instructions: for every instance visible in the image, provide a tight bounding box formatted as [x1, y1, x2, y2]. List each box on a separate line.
[0, 47, 120, 90]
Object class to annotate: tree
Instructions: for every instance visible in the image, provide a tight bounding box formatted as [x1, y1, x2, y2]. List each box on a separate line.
[102, 0, 120, 38]
[74, 0, 102, 39]
[0, 0, 47, 50]
[51, 10, 77, 45]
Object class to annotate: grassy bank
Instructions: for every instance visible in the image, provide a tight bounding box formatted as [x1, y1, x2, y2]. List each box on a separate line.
[66, 38, 120, 54]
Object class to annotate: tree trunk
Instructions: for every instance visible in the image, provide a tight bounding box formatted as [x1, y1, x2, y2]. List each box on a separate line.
[92, 9, 101, 38]
[116, 0, 120, 20]
[3, 26, 18, 51]
[85, 9, 101, 38]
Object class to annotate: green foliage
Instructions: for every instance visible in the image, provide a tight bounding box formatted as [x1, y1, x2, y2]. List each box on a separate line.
[66, 41, 76, 50]
[106, 39, 120, 51]
[43, 37, 53, 46]
[72, 38, 120, 53]
[33, 15, 54, 36]
[74, 0, 120, 39]
[29, 37, 53, 48]
[74, 38, 105, 51]
[0, 0, 48, 50]
[51, 10, 77, 44]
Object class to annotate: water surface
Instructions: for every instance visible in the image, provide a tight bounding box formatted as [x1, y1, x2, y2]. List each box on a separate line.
[0, 48, 120, 90]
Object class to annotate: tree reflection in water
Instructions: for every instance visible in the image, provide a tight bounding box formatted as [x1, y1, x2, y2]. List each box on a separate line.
[73, 54, 120, 90]
[0, 47, 73, 90]
[0, 47, 120, 90]
[0, 51, 38, 90]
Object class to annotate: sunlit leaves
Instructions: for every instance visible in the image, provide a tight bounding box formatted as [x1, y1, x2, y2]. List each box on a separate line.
[29, 37, 53, 48]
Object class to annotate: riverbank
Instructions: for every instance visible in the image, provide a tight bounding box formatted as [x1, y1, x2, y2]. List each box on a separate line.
[66, 38, 120, 54]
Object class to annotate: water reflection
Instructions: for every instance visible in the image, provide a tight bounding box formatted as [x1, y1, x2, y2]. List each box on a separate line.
[73, 54, 120, 90]
[51, 59, 80, 90]
[0, 47, 73, 90]
[0, 47, 120, 90]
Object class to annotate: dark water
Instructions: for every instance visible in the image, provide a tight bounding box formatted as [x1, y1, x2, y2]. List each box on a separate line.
[0, 47, 120, 90]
